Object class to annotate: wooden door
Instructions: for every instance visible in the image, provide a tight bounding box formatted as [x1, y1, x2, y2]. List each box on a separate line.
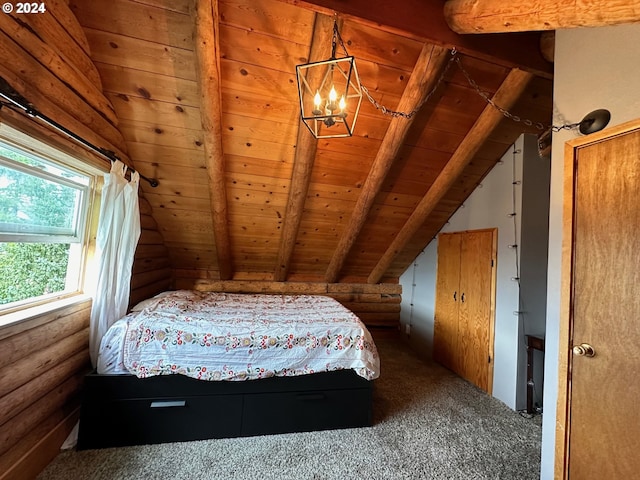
[458, 230, 495, 392]
[434, 229, 496, 393]
[556, 120, 640, 478]
[433, 233, 462, 373]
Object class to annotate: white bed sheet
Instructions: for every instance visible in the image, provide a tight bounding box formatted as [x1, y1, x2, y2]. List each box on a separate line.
[97, 291, 380, 381]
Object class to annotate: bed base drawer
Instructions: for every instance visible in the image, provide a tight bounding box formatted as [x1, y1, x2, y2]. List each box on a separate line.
[77, 394, 243, 449]
[241, 388, 372, 436]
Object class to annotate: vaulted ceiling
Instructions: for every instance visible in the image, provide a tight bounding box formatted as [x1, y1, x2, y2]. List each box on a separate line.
[67, 0, 553, 284]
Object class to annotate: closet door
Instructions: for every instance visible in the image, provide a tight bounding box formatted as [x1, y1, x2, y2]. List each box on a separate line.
[457, 230, 495, 393]
[433, 229, 496, 393]
[433, 233, 462, 373]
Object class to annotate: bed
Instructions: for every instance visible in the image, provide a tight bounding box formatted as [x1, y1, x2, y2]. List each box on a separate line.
[77, 290, 380, 449]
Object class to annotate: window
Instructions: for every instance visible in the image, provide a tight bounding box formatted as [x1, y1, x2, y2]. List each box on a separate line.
[0, 125, 99, 311]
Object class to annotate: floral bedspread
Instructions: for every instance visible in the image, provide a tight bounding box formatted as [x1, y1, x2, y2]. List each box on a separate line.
[97, 290, 380, 381]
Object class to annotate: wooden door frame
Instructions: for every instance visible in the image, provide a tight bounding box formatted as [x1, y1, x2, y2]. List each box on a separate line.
[554, 117, 640, 479]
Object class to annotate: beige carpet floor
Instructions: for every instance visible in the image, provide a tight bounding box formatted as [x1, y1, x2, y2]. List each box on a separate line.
[38, 330, 541, 479]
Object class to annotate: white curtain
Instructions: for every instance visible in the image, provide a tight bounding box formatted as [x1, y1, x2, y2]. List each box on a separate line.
[89, 160, 141, 367]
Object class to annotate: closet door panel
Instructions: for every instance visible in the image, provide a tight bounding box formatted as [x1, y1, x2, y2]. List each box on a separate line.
[433, 233, 461, 373]
[458, 230, 495, 392]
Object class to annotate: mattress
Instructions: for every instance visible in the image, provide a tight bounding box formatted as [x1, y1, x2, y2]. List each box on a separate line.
[97, 290, 380, 381]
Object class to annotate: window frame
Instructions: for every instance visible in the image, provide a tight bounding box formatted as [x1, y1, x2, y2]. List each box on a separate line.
[0, 152, 91, 243]
[0, 124, 102, 317]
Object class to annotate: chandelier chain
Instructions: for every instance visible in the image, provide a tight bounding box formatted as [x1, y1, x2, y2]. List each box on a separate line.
[334, 29, 456, 119]
[453, 57, 547, 131]
[332, 20, 561, 131]
[361, 52, 456, 119]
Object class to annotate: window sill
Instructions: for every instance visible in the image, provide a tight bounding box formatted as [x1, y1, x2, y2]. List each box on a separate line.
[0, 294, 92, 338]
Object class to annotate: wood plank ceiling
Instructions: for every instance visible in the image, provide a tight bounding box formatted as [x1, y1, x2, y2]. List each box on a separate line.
[69, 0, 553, 285]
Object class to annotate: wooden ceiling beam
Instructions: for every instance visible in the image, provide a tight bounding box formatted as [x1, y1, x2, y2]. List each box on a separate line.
[444, 0, 640, 34]
[367, 67, 534, 284]
[193, 0, 233, 280]
[276, 0, 552, 79]
[324, 43, 451, 283]
[274, 13, 336, 282]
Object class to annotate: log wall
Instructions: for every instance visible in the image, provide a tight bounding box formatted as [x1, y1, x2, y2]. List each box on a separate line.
[174, 277, 401, 328]
[0, 3, 173, 479]
[0, 299, 91, 480]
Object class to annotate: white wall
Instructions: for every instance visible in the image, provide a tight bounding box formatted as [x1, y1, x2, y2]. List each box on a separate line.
[540, 23, 640, 480]
[400, 135, 525, 409]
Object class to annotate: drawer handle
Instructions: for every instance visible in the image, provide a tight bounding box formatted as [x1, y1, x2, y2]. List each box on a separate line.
[296, 393, 326, 402]
[150, 400, 187, 408]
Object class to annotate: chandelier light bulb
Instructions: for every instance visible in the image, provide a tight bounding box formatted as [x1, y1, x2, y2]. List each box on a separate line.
[339, 95, 346, 115]
[313, 90, 322, 115]
[327, 86, 338, 112]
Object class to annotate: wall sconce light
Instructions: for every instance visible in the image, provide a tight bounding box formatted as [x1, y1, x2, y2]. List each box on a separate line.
[296, 21, 363, 139]
[538, 109, 612, 158]
[577, 109, 611, 135]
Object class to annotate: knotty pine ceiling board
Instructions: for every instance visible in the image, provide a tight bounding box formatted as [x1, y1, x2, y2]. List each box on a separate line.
[219, 0, 315, 45]
[223, 154, 293, 181]
[380, 149, 452, 196]
[126, 143, 207, 170]
[95, 62, 201, 107]
[374, 189, 423, 210]
[222, 136, 296, 164]
[219, 24, 309, 75]
[166, 245, 219, 273]
[84, 28, 197, 81]
[108, 94, 203, 131]
[69, 0, 193, 49]
[132, 0, 191, 15]
[221, 88, 299, 125]
[337, 21, 423, 71]
[219, 59, 296, 98]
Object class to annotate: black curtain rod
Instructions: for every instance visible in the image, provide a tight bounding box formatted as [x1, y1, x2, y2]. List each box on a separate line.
[0, 77, 158, 187]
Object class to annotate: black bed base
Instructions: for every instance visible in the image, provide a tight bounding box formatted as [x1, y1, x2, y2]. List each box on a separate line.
[77, 369, 373, 450]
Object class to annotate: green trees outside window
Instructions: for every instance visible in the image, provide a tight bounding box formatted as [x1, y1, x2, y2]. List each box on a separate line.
[0, 243, 70, 304]
[0, 142, 89, 306]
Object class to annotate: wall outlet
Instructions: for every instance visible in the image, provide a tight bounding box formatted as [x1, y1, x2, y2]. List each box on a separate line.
[405, 324, 411, 335]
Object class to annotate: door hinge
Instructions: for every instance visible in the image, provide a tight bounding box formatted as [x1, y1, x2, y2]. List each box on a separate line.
[491, 259, 495, 267]
[488, 355, 492, 363]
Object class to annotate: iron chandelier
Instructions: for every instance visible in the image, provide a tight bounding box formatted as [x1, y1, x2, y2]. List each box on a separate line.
[296, 21, 363, 139]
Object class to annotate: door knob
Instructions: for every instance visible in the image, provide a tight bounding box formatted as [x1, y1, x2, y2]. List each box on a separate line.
[572, 343, 595, 357]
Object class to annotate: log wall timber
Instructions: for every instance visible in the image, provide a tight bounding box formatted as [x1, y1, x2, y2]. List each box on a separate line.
[173, 277, 402, 328]
[0, 2, 126, 159]
[193, 0, 233, 280]
[444, 0, 640, 34]
[0, 299, 91, 480]
[0, 11, 106, 477]
[0, 5, 173, 478]
[276, 0, 553, 78]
